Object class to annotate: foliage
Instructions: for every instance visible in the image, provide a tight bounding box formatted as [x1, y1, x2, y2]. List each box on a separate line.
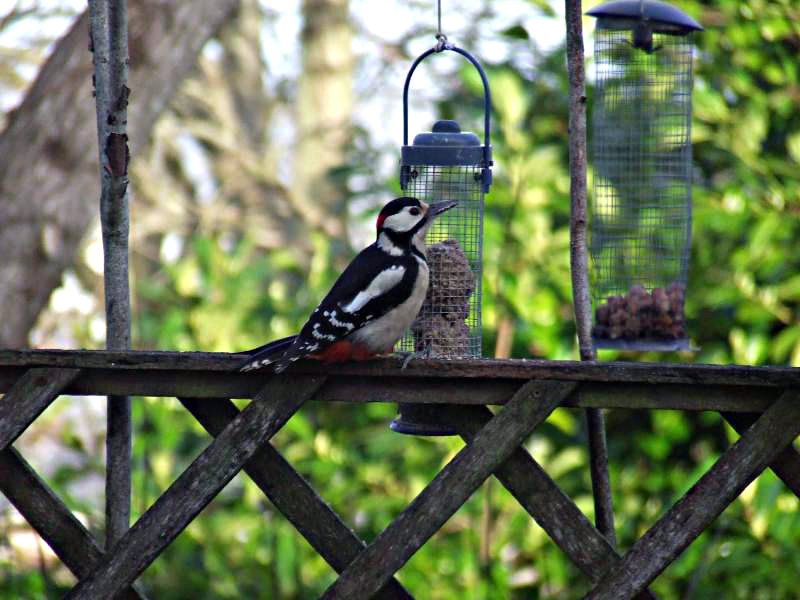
[2, 0, 800, 598]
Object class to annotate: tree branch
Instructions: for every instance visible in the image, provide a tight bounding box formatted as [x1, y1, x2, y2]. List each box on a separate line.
[565, 0, 617, 547]
[89, 0, 133, 549]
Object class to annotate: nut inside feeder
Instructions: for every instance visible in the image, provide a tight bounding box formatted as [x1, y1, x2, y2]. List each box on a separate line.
[587, 0, 702, 352]
[390, 41, 492, 436]
[412, 238, 475, 357]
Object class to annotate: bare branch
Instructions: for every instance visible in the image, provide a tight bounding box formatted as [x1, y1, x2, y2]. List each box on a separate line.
[89, 0, 132, 550]
[565, 0, 617, 547]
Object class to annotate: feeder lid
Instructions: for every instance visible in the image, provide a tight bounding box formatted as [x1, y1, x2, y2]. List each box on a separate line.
[401, 119, 490, 168]
[588, 0, 703, 34]
[412, 120, 481, 147]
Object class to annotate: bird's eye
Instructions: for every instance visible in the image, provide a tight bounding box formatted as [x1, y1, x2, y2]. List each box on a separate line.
[409, 207, 421, 216]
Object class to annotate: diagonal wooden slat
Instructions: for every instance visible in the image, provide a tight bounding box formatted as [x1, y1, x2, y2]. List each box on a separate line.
[321, 380, 576, 599]
[0, 367, 81, 451]
[179, 397, 413, 600]
[0, 447, 147, 600]
[444, 404, 657, 600]
[66, 375, 325, 600]
[587, 390, 800, 600]
[723, 411, 800, 498]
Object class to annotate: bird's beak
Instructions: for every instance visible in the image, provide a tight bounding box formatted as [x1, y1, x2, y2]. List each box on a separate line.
[427, 200, 458, 218]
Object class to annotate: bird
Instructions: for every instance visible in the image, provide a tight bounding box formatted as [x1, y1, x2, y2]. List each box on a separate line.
[240, 196, 458, 373]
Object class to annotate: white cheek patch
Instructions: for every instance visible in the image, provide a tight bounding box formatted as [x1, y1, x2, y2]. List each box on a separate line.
[340, 265, 406, 313]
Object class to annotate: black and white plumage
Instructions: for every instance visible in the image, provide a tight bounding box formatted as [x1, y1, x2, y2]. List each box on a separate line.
[240, 197, 457, 373]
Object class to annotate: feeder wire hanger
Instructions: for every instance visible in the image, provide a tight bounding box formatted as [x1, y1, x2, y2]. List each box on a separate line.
[402, 0, 493, 191]
[435, 0, 452, 51]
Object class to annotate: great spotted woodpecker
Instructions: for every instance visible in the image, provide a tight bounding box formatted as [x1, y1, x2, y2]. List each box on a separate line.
[240, 197, 457, 373]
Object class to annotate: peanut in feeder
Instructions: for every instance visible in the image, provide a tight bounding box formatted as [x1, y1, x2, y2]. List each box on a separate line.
[412, 238, 475, 357]
[587, 0, 702, 352]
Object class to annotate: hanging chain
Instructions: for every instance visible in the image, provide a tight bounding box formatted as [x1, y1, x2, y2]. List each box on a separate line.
[435, 0, 449, 51]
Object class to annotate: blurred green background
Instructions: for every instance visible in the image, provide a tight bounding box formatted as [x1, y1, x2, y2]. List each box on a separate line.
[1, 0, 799, 598]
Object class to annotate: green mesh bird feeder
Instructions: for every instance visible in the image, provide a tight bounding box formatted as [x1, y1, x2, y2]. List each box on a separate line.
[588, 0, 702, 351]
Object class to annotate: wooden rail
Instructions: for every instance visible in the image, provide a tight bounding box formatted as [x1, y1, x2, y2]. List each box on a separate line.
[0, 350, 795, 410]
[0, 349, 798, 598]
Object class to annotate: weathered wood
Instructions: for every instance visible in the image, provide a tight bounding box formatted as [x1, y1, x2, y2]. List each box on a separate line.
[585, 408, 616, 546]
[106, 393, 131, 547]
[89, 0, 133, 552]
[0, 364, 780, 412]
[1, 349, 797, 388]
[587, 391, 800, 599]
[0, 448, 146, 600]
[445, 404, 656, 600]
[89, 0, 132, 349]
[574, 383, 777, 413]
[723, 411, 800, 499]
[179, 397, 413, 600]
[0, 368, 80, 451]
[321, 380, 576, 599]
[66, 376, 324, 599]
[319, 381, 777, 412]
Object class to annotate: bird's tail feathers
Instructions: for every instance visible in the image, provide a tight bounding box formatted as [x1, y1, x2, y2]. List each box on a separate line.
[239, 336, 297, 372]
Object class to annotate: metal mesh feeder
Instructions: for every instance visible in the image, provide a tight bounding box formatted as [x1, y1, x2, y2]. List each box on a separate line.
[390, 43, 492, 436]
[587, 0, 702, 352]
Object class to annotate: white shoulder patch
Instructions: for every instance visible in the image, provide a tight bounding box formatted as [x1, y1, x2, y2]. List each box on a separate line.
[340, 265, 406, 313]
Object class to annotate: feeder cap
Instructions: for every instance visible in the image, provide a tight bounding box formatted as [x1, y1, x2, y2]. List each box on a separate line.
[412, 120, 481, 147]
[587, 0, 703, 34]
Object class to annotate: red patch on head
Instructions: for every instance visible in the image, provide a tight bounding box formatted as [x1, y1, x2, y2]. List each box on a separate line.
[376, 213, 387, 231]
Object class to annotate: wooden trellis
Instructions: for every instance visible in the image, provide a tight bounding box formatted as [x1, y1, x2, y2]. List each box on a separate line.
[1, 350, 799, 598]
[4, 0, 794, 596]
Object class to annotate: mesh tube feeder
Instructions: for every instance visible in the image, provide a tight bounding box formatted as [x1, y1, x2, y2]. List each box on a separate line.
[390, 42, 492, 436]
[588, 0, 702, 352]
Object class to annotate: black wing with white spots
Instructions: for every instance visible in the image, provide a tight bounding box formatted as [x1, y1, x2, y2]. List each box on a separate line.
[239, 336, 297, 371]
[271, 243, 421, 371]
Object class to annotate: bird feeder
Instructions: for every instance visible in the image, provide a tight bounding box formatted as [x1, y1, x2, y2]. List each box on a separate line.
[390, 42, 492, 436]
[587, 0, 702, 351]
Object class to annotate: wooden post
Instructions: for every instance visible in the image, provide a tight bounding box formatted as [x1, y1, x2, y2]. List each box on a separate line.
[88, 0, 132, 549]
[565, 0, 617, 546]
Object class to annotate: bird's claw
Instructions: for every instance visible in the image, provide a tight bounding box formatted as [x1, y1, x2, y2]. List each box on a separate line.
[395, 347, 432, 370]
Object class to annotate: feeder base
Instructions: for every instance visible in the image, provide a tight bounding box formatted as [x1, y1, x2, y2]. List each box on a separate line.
[390, 403, 457, 436]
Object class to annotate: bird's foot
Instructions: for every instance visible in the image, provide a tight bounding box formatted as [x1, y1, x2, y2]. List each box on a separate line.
[394, 347, 432, 370]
